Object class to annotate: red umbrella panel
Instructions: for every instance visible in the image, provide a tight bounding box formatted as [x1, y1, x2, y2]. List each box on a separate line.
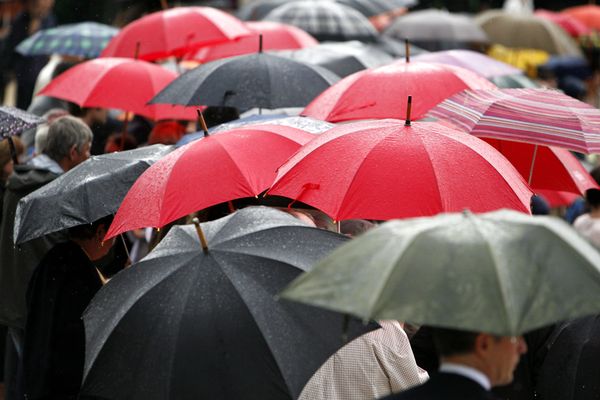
[100, 7, 252, 61]
[39, 57, 197, 121]
[535, 9, 591, 38]
[301, 61, 495, 123]
[267, 119, 533, 222]
[427, 88, 600, 154]
[185, 21, 318, 63]
[562, 5, 600, 31]
[105, 124, 314, 239]
[482, 138, 599, 194]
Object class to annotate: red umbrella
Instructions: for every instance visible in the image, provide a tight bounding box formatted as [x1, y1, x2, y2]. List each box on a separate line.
[427, 88, 600, 154]
[482, 138, 599, 194]
[100, 7, 252, 61]
[267, 119, 533, 221]
[535, 9, 591, 37]
[301, 61, 495, 122]
[39, 57, 197, 121]
[562, 5, 600, 31]
[185, 21, 318, 63]
[105, 124, 314, 239]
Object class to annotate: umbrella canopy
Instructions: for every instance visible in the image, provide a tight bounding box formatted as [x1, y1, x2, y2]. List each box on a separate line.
[263, 1, 379, 43]
[100, 7, 252, 61]
[280, 209, 600, 336]
[535, 9, 591, 38]
[150, 52, 339, 111]
[106, 125, 314, 239]
[562, 4, 600, 31]
[384, 9, 489, 51]
[489, 74, 540, 88]
[413, 49, 521, 78]
[302, 61, 495, 123]
[13, 145, 173, 245]
[476, 10, 583, 56]
[481, 138, 599, 194]
[16, 22, 119, 59]
[267, 119, 533, 222]
[185, 21, 318, 63]
[427, 88, 600, 154]
[536, 314, 600, 400]
[0, 106, 45, 138]
[336, 0, 417, 17]
[38, 57, 197, 121]
[487, 44, 550, 73]
[84, 207, 376, 400]
[237, 0, 288, 20]
[275, 41, 394, 77]
[370, 36, 429, 58]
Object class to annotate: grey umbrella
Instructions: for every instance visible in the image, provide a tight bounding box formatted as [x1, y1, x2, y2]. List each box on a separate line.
[336, 0, 418, 17]
[81, 207, 377, 400]
[263, 1, 379, 42]
[13, 144, 173, 244]
[237, 0, 288, 20]
[150, 52, 339, 111]
[275, 41, 394, 77]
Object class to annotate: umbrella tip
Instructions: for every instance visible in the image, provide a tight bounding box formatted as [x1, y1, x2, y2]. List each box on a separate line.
[197, 109, 209, 137]
[404, 95, 412, 126]
[192, 217, 209, 253]
[259, 34, 263, 53]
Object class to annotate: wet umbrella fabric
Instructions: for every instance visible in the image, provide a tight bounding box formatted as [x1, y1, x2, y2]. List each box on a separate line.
[82, 207, 376, 400]
[13, 145, 173, 245]
[412, 49, 521, 78]
[384, 9, 489, 51]
[336, 0, 417, 17]
[106, 125, 314, 239]
[427, 88, 600, 154]
[489, 74, 540, 88]
[237, 0, 288, 21]
[39, 58, 197, 121]
[281, 209, 600, 336]
[562, 4, 600, 31]
[275, 41, 394, 78]
[100, 7, 252, 61]
[535, 9, 591, 38]
[302, 61, 495, 122]
[0, 106, 45, 138]
[16, 22, 118, 59]
[263, 1, 378, 43]
[267, 119, 533, 222]
[150, 52, 339, 111]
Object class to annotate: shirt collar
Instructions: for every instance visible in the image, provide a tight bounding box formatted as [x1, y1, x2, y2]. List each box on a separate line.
[439, 362, 491, 391]
[28, 154, 64, 174]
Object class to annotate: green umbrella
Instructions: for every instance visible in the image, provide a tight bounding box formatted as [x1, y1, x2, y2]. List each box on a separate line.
[280, 210, 600, 336]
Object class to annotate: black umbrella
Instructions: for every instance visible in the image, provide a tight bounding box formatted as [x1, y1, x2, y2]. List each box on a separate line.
[536, 314, 600, 400]
[0, 106, 45, 164]
[275, 41, 393, 77]
[81, 207, 376, 400]
[150, 51, 339, 111]
[13, 144, 173, 244]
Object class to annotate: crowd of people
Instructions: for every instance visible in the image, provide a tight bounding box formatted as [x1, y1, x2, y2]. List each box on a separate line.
[0, 0, 599, 399]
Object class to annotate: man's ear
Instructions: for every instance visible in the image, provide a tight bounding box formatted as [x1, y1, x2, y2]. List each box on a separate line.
[474, 333, 491, 355]
[69, 144, 78, 160]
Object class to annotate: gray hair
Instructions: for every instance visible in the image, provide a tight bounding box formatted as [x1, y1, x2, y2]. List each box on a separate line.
[44, 116, 93, 162]
[34, 124, 49, 155]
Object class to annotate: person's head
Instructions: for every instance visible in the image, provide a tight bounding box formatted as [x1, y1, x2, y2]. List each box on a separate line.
[0, 137, 24, 182]
[431, 327, 527, 387]
[67, 102, 108, 126]
[203, 106, 240, 128]
[104, 132, 138, 153]
[26, 0, 54, 18]
[340, 219, 375, 237]
[44, 116, 93, 171]
[68, 215, 115, 261]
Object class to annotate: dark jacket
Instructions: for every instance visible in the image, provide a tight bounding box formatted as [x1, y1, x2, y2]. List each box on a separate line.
[380, 372, 498, 400]
[23, 241, 103, 400]
[0, 162, 63, 329]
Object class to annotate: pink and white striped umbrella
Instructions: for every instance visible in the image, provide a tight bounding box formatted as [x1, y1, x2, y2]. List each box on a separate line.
[427, 88, 600, 154]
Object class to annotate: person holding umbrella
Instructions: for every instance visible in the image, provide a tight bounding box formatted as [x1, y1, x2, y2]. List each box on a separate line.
[22, 215, 115, 400]
[381, 328, 527, 399]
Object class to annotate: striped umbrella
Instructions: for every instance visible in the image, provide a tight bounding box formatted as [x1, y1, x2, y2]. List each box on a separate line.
[427, 88, 600, 154]
[17, 22, 118, 59]
[263, 1, 378, 42]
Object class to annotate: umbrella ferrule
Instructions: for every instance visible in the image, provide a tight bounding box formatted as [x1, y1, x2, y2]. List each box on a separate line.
[404, 95, 412, 126]
[192, 217, 209, 253]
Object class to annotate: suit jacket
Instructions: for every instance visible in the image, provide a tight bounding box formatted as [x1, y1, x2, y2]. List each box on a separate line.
[380, 372, 498, 400]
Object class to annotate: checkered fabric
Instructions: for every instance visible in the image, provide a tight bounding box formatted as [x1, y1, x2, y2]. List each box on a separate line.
[0, 107, 45, 138]
[17, 22, 119, 59]
[263, 1, 378, 42]
[298, 321, 429, 400]
[336, 0, 418, 17]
